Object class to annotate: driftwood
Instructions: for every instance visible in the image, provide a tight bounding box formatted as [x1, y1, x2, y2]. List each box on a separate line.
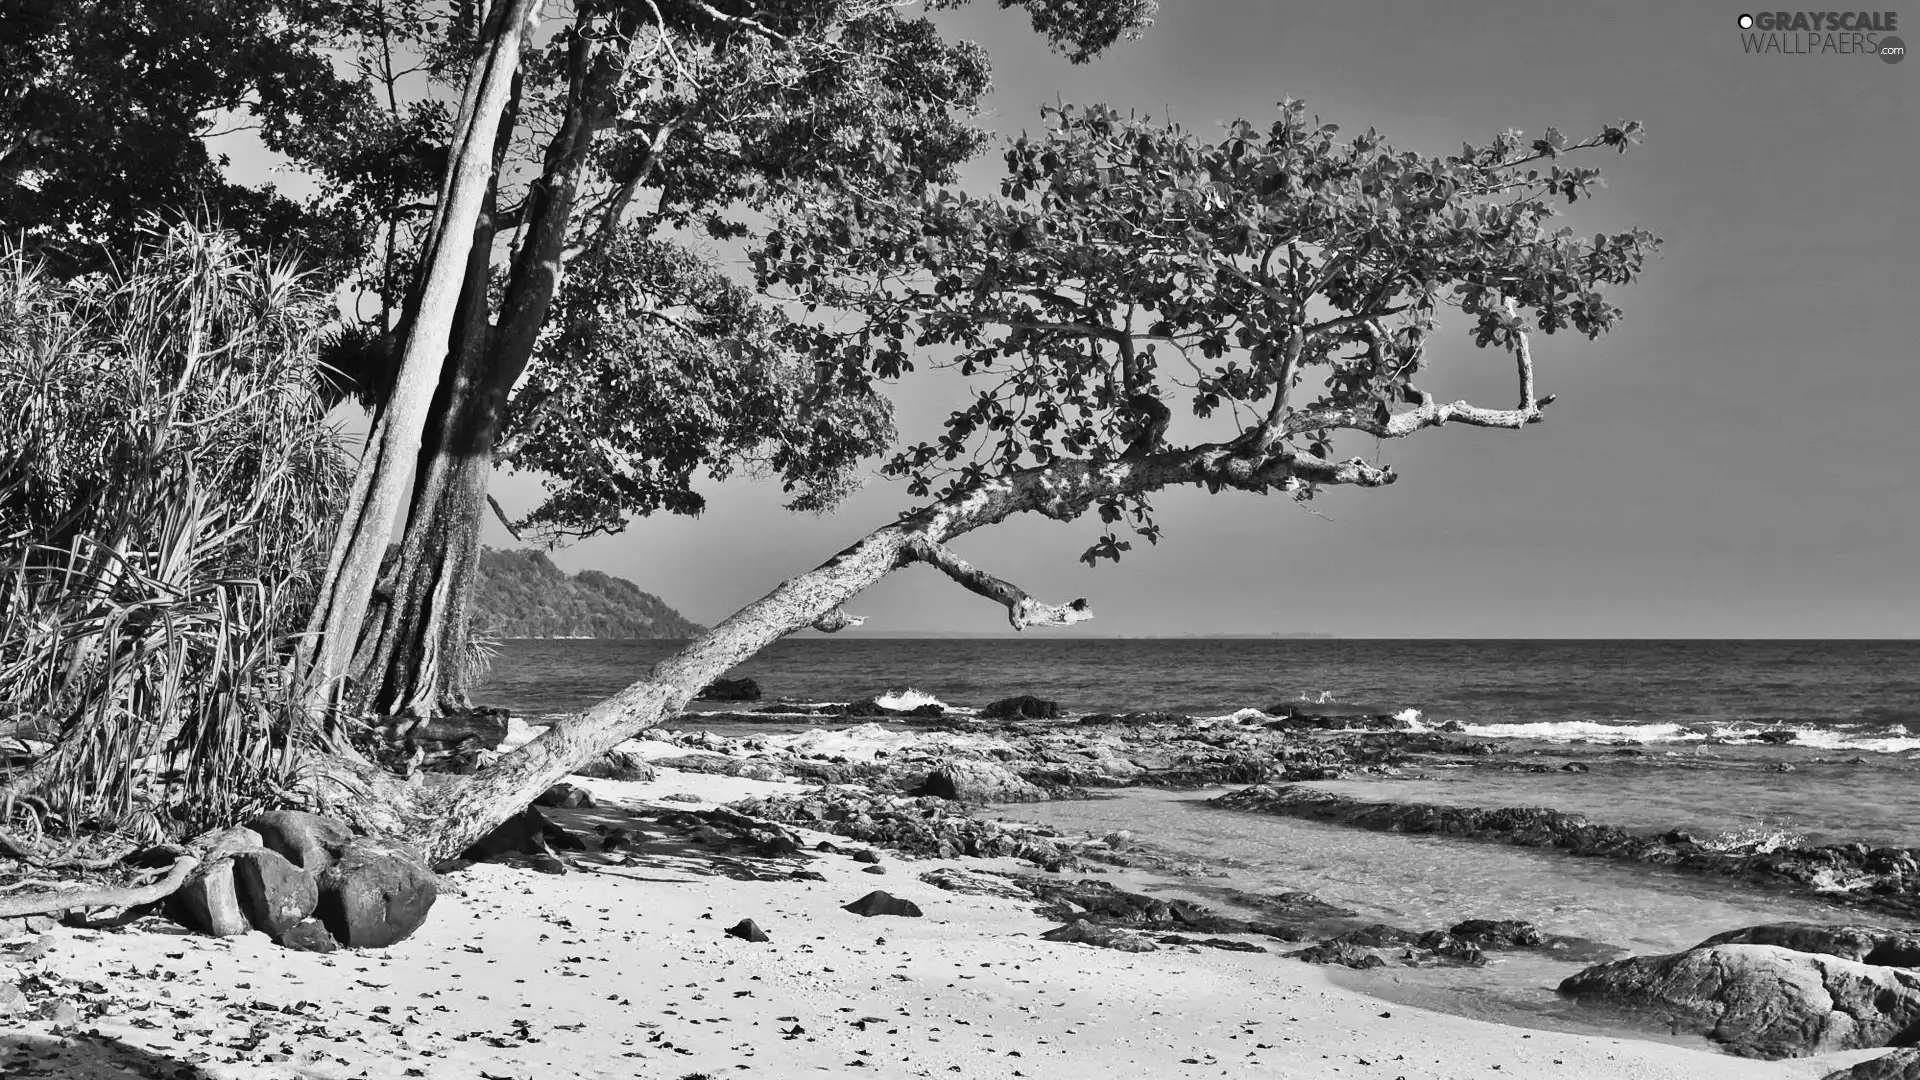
[0, 855, 198, 919]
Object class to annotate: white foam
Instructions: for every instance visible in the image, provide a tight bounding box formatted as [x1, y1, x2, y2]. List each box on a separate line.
[1458, 720, 1705, 744]
[1451, 719, 1920, 754]
[874, 687, 948, 711]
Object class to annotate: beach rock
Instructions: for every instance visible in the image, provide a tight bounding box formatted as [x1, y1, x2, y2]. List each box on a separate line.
[1043, 920, 1159, 952]
[246, 810, 354, 873]
[981, 695, 1062, 721]
[1251, 891, 1358, 920]
[461, 806, 573, 862]
[0, 913, 59, 938]
[1698, 924, 1920, 966]
[535, 782, 595, 809]
[574, 749, 657, 782]
[1824, 1048, 1920, 1080]
[732, 791, 1077, 870]
[918, 867, 1032, 899]
[1211, 785, 1920, 920]
[917, 759, 1048, 803]
[1291, 940, 1387, 969]
[1262, 707, 1409, 732]
[726, 918, 770, 942]
[232, 848, 318, 939]
[315, 836, 437, 949]
[842, 891, 923, 918]
[1451, 919, 1547, 948]
[1158, 934, 1267, 953]
[1559, 943, 1920, 1058]
[0, 981, 28, 1017]
[277, 918, 340, 953]
[699, 677, 761, 701]
[167, 857, 251, 938]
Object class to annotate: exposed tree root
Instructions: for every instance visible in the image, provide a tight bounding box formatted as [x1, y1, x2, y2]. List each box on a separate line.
[0, 854, 197, 919]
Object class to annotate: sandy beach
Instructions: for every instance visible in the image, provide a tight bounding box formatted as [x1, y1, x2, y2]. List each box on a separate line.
[1, 753, 1889, 1080]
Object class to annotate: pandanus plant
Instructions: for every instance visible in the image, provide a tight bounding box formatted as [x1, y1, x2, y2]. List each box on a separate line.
[0, 222, 354, 846]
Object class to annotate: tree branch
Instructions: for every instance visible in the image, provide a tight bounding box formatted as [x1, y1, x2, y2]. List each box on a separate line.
[901, 537, 1092, 631]
[811, 607, 866, 632]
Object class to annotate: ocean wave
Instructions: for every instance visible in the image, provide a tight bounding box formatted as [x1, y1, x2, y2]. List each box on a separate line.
[874, 687, 949, 711]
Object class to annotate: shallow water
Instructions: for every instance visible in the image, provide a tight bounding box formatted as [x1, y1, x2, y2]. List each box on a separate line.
[1307, 750, 1920, 848]
[992, 788, 1913, 1039]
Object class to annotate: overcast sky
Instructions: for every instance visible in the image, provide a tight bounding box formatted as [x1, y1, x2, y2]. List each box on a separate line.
[472, 0, 1916, 638]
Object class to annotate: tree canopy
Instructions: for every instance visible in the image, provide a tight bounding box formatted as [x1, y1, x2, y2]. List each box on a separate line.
[765, 100, 1659, 563]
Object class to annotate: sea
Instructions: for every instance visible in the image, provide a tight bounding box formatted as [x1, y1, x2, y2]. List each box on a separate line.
[477, 637, 1920, 1040]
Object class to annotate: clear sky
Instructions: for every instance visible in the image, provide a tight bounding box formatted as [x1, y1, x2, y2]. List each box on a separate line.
[472, 0, 1917, 638]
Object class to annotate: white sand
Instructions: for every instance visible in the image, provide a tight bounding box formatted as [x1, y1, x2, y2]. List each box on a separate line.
[0, 766, 1884, 1079]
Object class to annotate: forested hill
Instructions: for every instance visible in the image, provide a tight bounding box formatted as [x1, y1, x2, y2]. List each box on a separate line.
[471, 548, 704, 639]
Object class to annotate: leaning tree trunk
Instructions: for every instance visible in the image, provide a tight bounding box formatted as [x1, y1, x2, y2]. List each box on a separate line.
[294, 443, 1250, 864]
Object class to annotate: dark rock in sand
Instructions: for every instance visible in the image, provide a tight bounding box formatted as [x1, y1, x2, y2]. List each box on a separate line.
[1825, 1048, 1920, 1080]
[1559, 943, 1920, 1058]
[1158, 934, 1267, 953]
[981, 695, 1062, 721]
[1015, 877, 1298, 940]
[246, 810, 354, 873]
[315, 836, 437, 949]
[861, 865, 886, 874]
[278, 917, 340, 953]
[459, 805, 580, 863]
[842, 891, 923, 918]
[917, 759, 1048, 803]
[1698, 924, 1920, 967]
[167, 857, 251, 938]
[1291, 940, 1387, 969]
[852, 849, 880, 864]
[535, 781, 595, 809]
[232, 848, 318, 939]
[699, 677, 762, 701]
[1043, 919, 1158, 952]
[574, 749, 657, 782]
[726, 918, 770, 942]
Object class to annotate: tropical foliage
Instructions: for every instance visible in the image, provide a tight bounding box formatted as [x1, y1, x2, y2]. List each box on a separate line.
[0, 223, 351, 838]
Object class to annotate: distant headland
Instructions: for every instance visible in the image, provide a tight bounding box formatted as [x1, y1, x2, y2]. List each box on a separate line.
[472, 548, 704, 639]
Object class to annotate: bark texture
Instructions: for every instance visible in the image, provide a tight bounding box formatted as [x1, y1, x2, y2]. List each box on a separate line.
[347, 12, 629, 720]
[300, 0, 542, 717]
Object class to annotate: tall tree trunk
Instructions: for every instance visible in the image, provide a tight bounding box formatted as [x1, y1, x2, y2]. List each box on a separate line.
[298, 0, 541, 725]
[346, 16, 629, 719]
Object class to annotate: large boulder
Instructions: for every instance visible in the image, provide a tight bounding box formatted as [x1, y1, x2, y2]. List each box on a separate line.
[1700, 924, 1920, 967]
[1559, 943, 1920, 1058]
[698, 677, 761, 701]
[231, 848, 319, 939]
[167, 856, 251, 938]
[981, 695, 1061, 721]
[245, 810, 354, 872]
[1825, 1048, 1920, 1080]
[315, 837, 438, 949]
[916, 759, 1048, 803]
